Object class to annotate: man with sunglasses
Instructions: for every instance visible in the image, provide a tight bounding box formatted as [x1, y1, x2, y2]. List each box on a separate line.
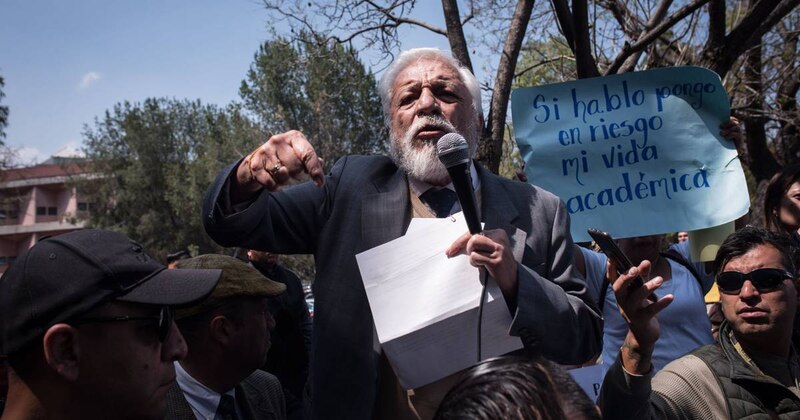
[599, 226, 800, 418]
[0, 230, 221, 420]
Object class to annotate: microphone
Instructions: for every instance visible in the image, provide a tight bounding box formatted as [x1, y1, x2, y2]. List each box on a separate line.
[437, 133, 481, 234]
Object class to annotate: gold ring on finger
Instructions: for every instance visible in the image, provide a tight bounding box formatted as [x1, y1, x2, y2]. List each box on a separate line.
[268, 162, 283, 176]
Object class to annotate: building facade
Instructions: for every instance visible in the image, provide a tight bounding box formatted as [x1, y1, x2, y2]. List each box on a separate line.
[0, 157, 96, 274]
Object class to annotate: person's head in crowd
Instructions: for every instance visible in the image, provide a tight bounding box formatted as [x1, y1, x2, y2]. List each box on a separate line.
[0, 230, 220, 420]
[618, 234, 664, 266]
[247, 249, 280, 271]
[677, 231, 689, 242]
[765, 163, 800, 235]
[713, 227, 799, 355]
[378, 48, 483, 186]
[166, 250, 191, 269]
[434, 356, 600, 420]
[173, 254, 286, 393]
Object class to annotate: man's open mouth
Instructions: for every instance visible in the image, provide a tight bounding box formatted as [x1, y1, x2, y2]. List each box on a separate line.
[414, 123, 451, 141]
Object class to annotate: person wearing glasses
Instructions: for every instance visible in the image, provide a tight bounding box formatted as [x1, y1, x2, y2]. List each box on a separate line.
[0, 230, 221, 420]
[598, 227, 800, 418]
[167, 254, 287, 420]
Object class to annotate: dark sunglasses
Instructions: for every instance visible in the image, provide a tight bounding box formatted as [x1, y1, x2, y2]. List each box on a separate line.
[716, 268, 793, 295]
[72, 306, 174, 342]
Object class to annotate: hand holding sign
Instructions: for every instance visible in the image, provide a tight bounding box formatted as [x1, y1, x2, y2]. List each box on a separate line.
[511, 67, 749, 242]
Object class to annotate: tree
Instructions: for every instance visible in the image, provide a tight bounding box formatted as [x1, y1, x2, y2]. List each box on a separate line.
[79, 98, 261, 260]
[0, 75, 8, 141]
[240, 33, 387, 166]
[259, 0, 799, 183]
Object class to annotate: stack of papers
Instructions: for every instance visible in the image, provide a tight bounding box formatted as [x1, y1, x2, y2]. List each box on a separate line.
[356, 212, 523, 389]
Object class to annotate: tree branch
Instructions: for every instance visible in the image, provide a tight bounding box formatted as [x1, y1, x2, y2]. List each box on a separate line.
[550, 0, 576, 50]
[441, 0, 474, 72]
[605, 0, 709, 75]
[364, 0, 448, 35]
[572, 0, 601, 77]
[618, 0, 674, 72]
[707, 0, 725, 51]
[515, 56, 576, 78]
[704, 0, 800, 76]
[478, 0, 534, 172]
[741, 44, 782, 181]
[598, 0, 643, 39]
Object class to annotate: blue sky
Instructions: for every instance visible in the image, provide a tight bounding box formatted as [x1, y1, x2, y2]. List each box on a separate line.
[1, 0, 452, 164]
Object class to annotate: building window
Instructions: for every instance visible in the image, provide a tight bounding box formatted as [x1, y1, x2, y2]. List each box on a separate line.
[78, 202, 96, 212]
[36, 207, 46, 216]
[47, 207, 57, 216]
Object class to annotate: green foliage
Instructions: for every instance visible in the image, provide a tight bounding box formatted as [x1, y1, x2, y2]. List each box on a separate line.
[79, 34, 385, 278]
[0, 75, 8, 141]
[514, 38, 577, 89]
[79, 98, 261, 260]
[239, 32, 387, 165]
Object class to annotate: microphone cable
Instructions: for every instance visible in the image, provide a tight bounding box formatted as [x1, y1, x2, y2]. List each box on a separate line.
[477, 269, 489, 362]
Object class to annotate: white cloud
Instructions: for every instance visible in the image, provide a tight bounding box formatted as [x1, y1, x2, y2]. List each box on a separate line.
[52, 140, 85, 158]
[15, 146, 47, 165]
[78, 71, 101, 90]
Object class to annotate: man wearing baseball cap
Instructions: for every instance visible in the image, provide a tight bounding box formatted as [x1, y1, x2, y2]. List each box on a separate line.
[166, 254, 287, 420]
[0, 230, 221, 420]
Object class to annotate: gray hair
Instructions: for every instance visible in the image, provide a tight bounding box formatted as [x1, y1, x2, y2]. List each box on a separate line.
[378, 48, 483, 127]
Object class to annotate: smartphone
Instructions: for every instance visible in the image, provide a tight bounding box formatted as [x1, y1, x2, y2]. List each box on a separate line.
[587, 228, 645, 292]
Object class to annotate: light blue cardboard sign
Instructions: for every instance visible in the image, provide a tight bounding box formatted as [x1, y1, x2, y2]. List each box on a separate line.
[511, 66, 749, 242]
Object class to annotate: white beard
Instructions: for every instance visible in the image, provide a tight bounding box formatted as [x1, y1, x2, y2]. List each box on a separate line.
[389, 115, 478, 185]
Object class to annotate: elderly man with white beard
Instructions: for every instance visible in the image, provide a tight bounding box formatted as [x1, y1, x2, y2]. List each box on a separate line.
[202, 48, 602, 420]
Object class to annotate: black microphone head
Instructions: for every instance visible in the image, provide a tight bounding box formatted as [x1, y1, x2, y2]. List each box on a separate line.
[437, 133, 470, 168]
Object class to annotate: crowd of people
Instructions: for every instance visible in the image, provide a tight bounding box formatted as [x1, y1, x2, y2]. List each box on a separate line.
[1, 47, 798, 419]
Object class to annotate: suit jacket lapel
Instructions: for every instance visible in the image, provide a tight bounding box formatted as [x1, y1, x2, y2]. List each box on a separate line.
[235, 382, 272, 420]
[477, 163, 526, 262]
[164, 382, 196, 420]
[359, 164, 521, 255]
[477, 163, 519, 229]
[360, 169, 411, 252]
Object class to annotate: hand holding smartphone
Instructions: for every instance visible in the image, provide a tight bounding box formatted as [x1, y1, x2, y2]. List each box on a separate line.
[587, 228, 655, 301]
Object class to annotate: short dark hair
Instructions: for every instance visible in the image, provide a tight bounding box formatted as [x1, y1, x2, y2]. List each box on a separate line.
[434, 356, 599, 420]
[714, 226, 797, 275]
[764, 164, 800, 233]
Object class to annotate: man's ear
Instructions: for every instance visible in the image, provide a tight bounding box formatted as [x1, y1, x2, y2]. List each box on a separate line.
[42, 324, 80, 382]
[209, 315, 234, 345]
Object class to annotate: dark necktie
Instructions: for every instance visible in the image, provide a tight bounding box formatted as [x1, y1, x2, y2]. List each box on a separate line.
[420, 187, 457, 218]
[215, 394, 239, 420]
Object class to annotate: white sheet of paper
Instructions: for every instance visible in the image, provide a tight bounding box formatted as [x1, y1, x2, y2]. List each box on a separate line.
[356, 212, 523, 389]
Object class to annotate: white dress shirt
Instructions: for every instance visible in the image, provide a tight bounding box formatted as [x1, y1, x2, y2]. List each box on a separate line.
[174, 361, 239, 420]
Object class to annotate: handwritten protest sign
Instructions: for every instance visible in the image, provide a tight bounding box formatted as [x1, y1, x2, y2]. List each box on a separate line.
[511, 67, 749, 242]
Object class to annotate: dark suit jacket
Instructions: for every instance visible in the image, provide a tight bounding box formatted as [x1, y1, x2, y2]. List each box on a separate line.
[203, 155, 602, 420]
[255, 263, 311, 420]
[164, 370, 286, 420]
